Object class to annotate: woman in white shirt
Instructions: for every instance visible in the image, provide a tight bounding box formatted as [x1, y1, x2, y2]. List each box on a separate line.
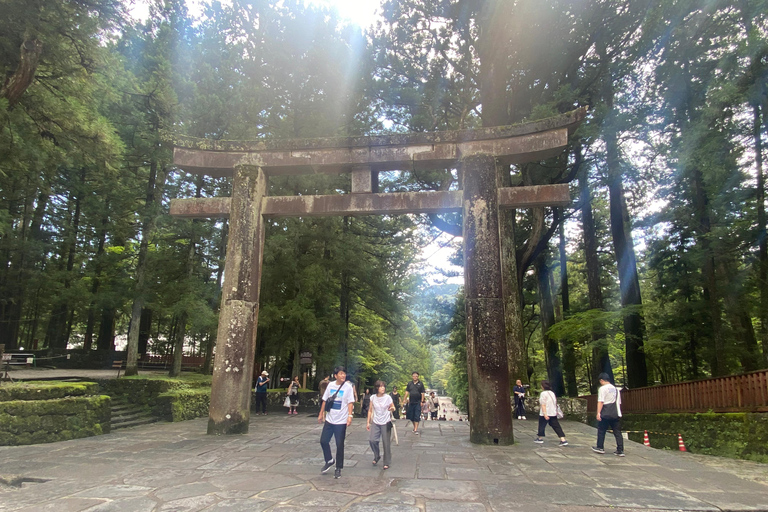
[534, 380, 568, 446]
[367, 380, 395, 470]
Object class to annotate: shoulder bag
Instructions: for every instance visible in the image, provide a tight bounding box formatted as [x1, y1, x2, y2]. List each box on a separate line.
[325, 385, 343, 410]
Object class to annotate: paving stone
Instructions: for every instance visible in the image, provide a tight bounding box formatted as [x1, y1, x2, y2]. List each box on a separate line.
[257, 483, 311, 502]
[688, 491, 768, 510]
[361, 492, 417, 505]
[0, 411, 767, 512]
[73, 484, 153, 499]
[284, 489, 357, 507]
[155, 482, 221, 501]
[445, 466, 495, 481]
[425, 501, 487, 512]
[593, 487, 719, 510]
[82, 496, 158, 511]
[347, 503, 420, 512]
[398, 479, 482, 501]
[14, 497, 106, 512]
[199, 498, 274, 511]
[417, 463, 446, 479]
[206, 471, 302, 492]
[158, 494, 218, 512]
[310, 475, 393, 496]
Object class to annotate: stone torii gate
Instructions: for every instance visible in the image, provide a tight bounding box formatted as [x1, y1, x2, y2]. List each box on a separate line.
[169, 107, 585, 445]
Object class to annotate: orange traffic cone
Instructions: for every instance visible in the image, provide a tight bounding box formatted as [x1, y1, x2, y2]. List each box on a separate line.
[677, 433, 687, 452]
[643, 430, 650, 447]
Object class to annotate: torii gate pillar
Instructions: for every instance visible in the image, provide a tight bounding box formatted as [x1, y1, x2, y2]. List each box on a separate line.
[462, 155, 513, 444]
[208, 164, 266, 435]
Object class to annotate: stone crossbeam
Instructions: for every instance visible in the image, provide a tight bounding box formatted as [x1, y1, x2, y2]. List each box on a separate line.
[169, 184, 570, 219]
[171, 108, 586, 177]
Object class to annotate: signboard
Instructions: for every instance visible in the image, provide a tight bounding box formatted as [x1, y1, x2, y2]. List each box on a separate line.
[1, 353, 10, 361]
[299, 351, 312, 364]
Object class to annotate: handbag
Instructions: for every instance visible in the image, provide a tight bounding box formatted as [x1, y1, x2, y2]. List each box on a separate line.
[556, 404, 564, 419]
[283, 396, 291, 407]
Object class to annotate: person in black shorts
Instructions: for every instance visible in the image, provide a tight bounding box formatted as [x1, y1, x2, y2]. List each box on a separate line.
[404, 372, 426, 434]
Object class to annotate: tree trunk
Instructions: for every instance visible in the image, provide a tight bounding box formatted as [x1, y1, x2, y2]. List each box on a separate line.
[138, 308, 152, 359]
[536, 252, 565, 396]
[689, 165, 726, 376]
[339, 216, 351, 369]
[126, 160, 165, 376]
[557, 220, 577, 396]
[605, 97, 649, 388]
[579, 167, 612, 392]
[754, 104, 768, 368]
[170, 230, 196, 377]
[47, 170, 84, 351]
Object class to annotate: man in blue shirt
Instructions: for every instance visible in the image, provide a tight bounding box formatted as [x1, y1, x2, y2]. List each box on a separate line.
[254, 370, 270, 415]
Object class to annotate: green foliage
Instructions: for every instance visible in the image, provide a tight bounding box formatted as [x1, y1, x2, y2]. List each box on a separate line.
[0, 381, 99, 401]
[154, 388, 211, 422]
[621, 413, 768, 463]
[0, 395, 111, 446]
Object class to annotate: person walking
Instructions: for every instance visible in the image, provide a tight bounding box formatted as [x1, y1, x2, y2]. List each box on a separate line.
[404, 372, 426, 434]
[318, 366, 354, 479]
[287, 375, 300, 415]
[254, 370, 269, 415]
[534, 380, 568, 446]
[390, 386, 401, 419]
[592, 372, 624, 456]
[429, 392, 439, 421]
[513, 379, 527, 420]
[367, 380, 395, 470]
[319, 375, 330, 398]
[361, 388, 371, 418]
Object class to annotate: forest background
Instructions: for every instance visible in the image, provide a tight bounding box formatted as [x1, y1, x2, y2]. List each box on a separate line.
[1, 0, 767, 411]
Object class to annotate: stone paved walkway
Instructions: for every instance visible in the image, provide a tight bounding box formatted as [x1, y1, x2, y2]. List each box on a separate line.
[1, 414, 768, 512]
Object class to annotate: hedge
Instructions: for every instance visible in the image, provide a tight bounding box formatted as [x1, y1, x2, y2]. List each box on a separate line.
[154, 388, 211, 422]
[0, 381, 99, 402]
[614, 412, 768, 463]
[0, 395, 111, 446]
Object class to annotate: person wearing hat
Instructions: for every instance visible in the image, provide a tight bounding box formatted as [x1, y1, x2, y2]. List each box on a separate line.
[592, 372, 624, 456]
[254, 370, 270, 415]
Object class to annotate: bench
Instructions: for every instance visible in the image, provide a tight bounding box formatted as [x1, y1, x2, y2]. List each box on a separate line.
[2, 353, 35, 366]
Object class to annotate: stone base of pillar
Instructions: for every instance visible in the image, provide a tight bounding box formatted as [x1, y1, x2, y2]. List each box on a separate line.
[208, 416, 249, 435]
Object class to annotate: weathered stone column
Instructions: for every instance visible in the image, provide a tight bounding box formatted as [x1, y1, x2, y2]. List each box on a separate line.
[208, 163, 267, 435]
[462, 154, 514, 445]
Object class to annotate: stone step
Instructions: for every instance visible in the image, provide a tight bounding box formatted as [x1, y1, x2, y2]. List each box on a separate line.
[111, 416, 158, 430]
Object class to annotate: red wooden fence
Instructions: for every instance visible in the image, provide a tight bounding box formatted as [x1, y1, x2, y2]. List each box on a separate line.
[581, 369, 768, 414]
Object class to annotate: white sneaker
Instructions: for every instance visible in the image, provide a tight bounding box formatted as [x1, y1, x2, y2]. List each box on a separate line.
[522, 416, 526, 420]
[517, 416, 521, 420]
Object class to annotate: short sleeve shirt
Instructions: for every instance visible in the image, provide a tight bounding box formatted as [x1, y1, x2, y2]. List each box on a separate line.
[370, 394, 393, 425]
[255, 376, 268, 393]
[406, 380, 425, 403]
[322, 381, 354, 425]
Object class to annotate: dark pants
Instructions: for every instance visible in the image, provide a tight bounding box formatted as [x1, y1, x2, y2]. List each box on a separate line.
[320, 421, 347, 469]
[406, 402, 421, 423]
[254, 393, 267, 413]
[515, 396, 526, 417]
[392, 405, 400, 419]
[537, 415, 565, 438]
[597, 417, 624, 452]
